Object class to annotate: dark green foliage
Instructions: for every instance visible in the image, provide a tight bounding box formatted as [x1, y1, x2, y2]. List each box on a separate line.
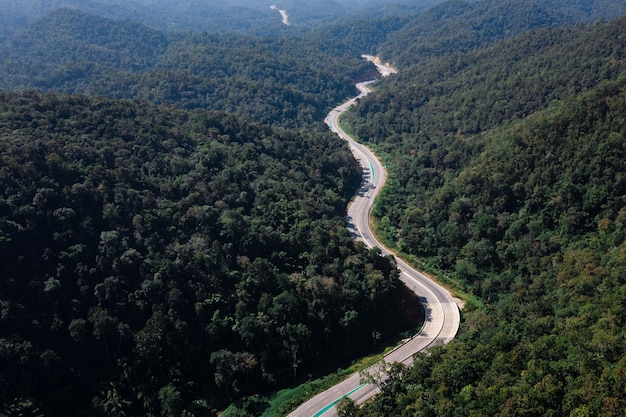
[0, 0, 447, 40]
[0, 0, 285, 37]
[3, 1, 626, 416]
[0, 9, 371, 128]
[376, 0, 626, 67]
[380, 0, 565, 67]
[3, 2, 625, 130]
[312, 0, 626, 65]
[337, 397, 359, 417]
[342, 15, 626, 417]
[0, 92, 408, 415]
[344, 14, 626, 280]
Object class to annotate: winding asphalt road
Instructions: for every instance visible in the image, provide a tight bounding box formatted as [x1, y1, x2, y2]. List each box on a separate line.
[287, 62, 461, 417]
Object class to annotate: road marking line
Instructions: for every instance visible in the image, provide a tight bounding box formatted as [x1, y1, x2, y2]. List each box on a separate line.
[312, 384, 366, 417]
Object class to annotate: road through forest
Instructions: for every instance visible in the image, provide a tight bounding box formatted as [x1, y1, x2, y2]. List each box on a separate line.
[287, 57, 461, 417]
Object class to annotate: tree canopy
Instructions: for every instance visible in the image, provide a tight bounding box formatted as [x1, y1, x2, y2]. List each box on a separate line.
[0, 92, 413, 415]
[339, 12, 626, 417]
[2, 1, 626, 416]
[0, 8, 373, 128]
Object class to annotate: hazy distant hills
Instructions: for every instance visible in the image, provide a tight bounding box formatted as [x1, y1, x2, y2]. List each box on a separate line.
[0, 8, 375, 127]
[3, 0, 625, 129]
[309, 0, 626, 68]
[0, 0, 279, 38]
[0, 0, 443, 39]
[375, 0, 626, 66]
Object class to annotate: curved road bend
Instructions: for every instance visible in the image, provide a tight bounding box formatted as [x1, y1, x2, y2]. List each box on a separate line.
[288, 65, 461, 417]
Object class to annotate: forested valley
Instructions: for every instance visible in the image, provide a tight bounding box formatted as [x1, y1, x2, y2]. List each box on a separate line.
[339, 11, 626, 417]
[2, 1, 625, 128]
[0, 8, 375, 128]
[1, 0, 626, 416]
[0, 92, 415, 415]
[0, 0, 445, 39]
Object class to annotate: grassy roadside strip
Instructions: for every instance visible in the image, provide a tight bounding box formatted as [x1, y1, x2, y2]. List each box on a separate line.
[221, 343, 402, 417]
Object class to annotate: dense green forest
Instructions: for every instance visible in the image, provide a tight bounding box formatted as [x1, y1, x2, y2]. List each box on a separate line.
[0, 92, 413, 416]
[343, 70, 626, 417]
[0, 0, 444, 39]
[344, 14, 626, 277]
[0, 8, 374, 128]
[336, 12, 626, 417]
[376, 0, 626, 66]
[3, 1, 626, 130]
[314, 0, 626, 68]
[0, 0, 285, 38]
[2, 0, 626, 416]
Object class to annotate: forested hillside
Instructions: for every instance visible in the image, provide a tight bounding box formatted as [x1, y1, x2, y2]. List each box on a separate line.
[0, 92, 413, 416]
[270, 0, 626, 77]
[336, 12, 626, 417]
[0, 0, 284, 38]
[0, 0, 446, 39]
[3, 2, 626, 129]
[344, 14, 626, 274]
[349, 70, 626, 417]
[2, 0, 626, 416]
[326, 0, 626, 67]
[0, 9, 373, 127]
